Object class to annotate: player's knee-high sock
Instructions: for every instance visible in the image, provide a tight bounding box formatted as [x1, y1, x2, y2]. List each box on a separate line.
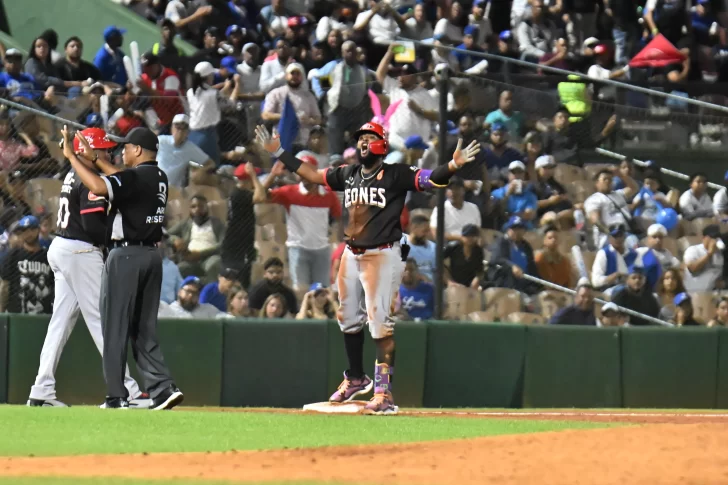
[374, 337, 395, 393]
[344, 330, 365, 379]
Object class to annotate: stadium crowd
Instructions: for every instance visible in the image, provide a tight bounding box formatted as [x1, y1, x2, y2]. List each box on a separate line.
[0, 0, 726, 326]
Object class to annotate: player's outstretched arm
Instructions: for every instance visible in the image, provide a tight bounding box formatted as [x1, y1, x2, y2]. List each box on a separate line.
[425, 139, 481, 187]
[255, 125, 326, 186]
[61, 126, 109, 196]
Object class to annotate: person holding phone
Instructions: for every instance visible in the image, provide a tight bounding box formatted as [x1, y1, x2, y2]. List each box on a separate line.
[490, 160, 538, 230]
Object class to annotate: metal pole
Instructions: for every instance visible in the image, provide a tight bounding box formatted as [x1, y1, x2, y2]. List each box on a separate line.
[434, 66, 450, 320]
[485, 261, 675, 327]
[0, 97, 125, 142]
[398, 37, 728, 116]
[595, 147, 724, 191]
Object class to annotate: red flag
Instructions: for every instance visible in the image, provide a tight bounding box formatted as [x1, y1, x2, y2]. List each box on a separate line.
[629, 34, 687, 68]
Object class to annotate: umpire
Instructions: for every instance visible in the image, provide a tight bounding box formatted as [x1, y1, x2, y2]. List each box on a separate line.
[61, 126, 183, 410]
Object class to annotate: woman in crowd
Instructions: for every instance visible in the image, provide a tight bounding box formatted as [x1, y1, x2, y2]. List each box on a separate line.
[187, 61, 230, 164]
[259, 293, 289, 319]
[0, 113, 39, 172]
[25, 36, 85, 91]
[219, 286, 251, 319]
[654, 268, 686, 322]
[707, 298, 728, 327]
[296, 284, 336, 320]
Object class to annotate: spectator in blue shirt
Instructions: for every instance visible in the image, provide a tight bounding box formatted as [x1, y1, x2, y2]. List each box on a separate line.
[0, 49, 44, 102]
[405, 214, 437, 281]
[482, 122, 524, 183]
[491, 160, 538, 230]
[453, 25, 488, 73]
[200, 267, 241, 312]
[484, 90, 525, 142]
[397, 258, 435, 321]
[93, 26, 128, 85]
[486, 216, 542, 295]
[160, 233, 184, 304]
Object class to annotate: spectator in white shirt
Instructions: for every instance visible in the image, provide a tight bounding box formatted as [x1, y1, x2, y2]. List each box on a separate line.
[586, 44, 629, 101]
[354, 0, 403, 46]
[158, 114, 214, 188]
[683, 224, 725, 293]
[187, 61, 228, 164]
[469, 0, 493, 48]
[713, 171, 728, 220]
[233, 43, 265, 138]
[430, 177, 482, 241]
[260, 38, 295, 93]
[591, 224, 629, 294]
[516, 0, 560, 62]
[680, 172, 714, 221]
[165, 0, 212, 42]
[639, 223, 680, 271]
[158, 276, 223, 319]
[584, 167, 639, 248]
[434, 1, 467, 45]
[375, 44, 438, 150]
[262, 63, 322, 147]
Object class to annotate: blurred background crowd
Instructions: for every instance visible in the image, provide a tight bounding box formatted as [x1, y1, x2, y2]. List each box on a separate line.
[0, 0, 727, 327]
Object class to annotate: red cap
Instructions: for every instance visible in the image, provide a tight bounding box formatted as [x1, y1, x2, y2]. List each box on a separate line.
[299, 155, 318, 167]
[73, 127, 117, 153]
[234, 164, 262, 180]
[287, 16, 305, 27]
[594, 44, 608, 55]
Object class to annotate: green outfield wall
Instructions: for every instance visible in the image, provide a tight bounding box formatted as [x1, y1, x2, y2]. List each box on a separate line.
[1, 316, 726, 408]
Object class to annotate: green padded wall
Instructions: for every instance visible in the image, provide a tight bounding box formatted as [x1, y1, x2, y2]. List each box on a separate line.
[222, 319, 329, 407]
[2, 0, 196, 63]
[523, 326, 621, 408]
[0, 314, 7, 403]
[326, 320, 428, 407]
[424, 322, 526, 408]
[621, 327, 719, 408]
[8, 314, 105, 404]
[157, 319, 223, 406]
[715, 328, 728, 408]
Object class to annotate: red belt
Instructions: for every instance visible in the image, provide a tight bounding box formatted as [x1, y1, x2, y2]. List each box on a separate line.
[347, 242, 394, 255]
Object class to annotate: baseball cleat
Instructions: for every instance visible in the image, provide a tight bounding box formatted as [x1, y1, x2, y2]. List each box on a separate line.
[129, 392, 152, 409]
[100, 397, 130, 409]
[362, 391, 398, 415]
[152, 386, 184, 411]
[329, 373, 373, 403]
[26, 398, 69, 407]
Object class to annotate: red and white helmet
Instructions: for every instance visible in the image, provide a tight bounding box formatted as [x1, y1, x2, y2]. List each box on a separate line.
[353, 122, 388, 155]
[73, 127, 117, 153]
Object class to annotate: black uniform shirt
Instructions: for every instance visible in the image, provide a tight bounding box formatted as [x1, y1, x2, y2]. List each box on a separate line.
[56, 169, 108, 246]
[102, 162, 168, 243]
[324, 163, 421, 248]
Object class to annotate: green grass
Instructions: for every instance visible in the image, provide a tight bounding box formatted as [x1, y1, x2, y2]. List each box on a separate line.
[0, 406, 613, 457]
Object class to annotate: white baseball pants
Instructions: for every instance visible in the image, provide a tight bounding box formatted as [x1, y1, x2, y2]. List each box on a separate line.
[29, 237, 141, 401]
[336, 243, 404, 339]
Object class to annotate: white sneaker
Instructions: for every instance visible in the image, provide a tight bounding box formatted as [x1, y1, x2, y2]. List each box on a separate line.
[27, 398, 69, 407]
[129, 393, 153, 409]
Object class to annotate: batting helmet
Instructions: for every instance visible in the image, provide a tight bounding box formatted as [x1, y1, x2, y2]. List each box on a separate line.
[73, 128, 117, 153]
[353, 122, 388, 156]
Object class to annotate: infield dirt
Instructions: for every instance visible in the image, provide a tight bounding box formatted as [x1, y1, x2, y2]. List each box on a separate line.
[1, 410, 728, 484]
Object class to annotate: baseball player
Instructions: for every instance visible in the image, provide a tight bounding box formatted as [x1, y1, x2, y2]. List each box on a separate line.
[256, 122, 480, 415]
[27, 128, 149, 408]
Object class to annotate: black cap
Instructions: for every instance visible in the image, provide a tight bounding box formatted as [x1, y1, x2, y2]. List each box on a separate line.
[122, 127, 159, 152]
[608, 224, 626, 237]
[704, 224, 721, 239]
[219, 267, 239, 280]
[450, 176, 465, 188]
[140, 51, 159, 66]
[205, 26, 221, 38]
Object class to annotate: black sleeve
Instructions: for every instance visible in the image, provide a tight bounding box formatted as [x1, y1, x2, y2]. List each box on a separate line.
[247, 282, 267, 311]
[284, 287, 298, 313]
[324, 165, 353, 192]
[103, 170, 137, 203]
[0, 250, 13, 281]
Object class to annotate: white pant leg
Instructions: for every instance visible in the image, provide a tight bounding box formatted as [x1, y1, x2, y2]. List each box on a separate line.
[68, 243, 142, 399]
[29, 239, 82, 400]
[359, 244, 404, 339]
[336, 247, 367, 334]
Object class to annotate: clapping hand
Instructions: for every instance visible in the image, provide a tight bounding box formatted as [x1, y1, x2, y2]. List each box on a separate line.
[255, 125, 281, 154]
[75, 131, 95, 160]
[452, 139, 481, 167]
[60, 125, 74, 160]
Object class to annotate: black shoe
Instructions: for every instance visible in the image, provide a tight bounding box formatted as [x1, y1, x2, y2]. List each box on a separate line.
[102, 397, 130, 409]
[151, 386, 184, 411]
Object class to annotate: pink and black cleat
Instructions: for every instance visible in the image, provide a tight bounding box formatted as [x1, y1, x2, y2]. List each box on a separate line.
[362, 362, 398, 415]
[329, 373, 373, 403]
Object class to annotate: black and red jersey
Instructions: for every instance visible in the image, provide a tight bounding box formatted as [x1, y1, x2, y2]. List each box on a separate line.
[324, 163, 424, 248]
[55, 170, 108, 246]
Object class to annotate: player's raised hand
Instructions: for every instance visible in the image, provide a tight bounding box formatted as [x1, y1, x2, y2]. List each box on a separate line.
[452, 139, 481, 167]
[255, 125, 281, 154]
[60, 125, 74, 160]
[74, 131, 95, 160]
[270, 161, 286, 177]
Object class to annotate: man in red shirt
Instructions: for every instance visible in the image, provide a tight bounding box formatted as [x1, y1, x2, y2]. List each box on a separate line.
[138, 52, 184, 134]
[250, 156, 342, 291]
